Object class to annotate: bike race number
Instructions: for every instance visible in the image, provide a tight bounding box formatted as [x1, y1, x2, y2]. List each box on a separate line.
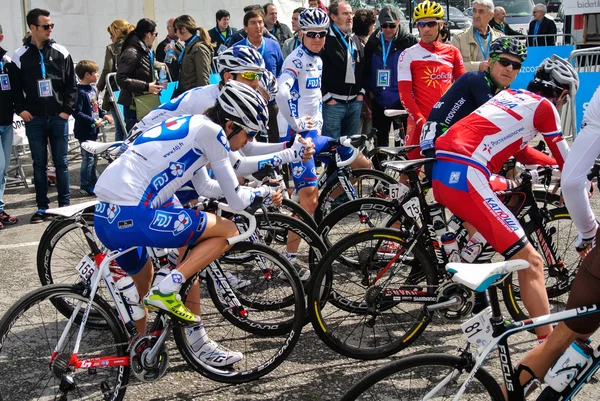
[389, 183, 410, 200]
[460, 307, 494, 348]
[75, 255, 96, 281]
[402, 196, 421, 219]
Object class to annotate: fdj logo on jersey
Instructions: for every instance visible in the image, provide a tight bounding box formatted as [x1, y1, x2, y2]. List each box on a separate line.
[258, 155, 283, 170]
[306, 77, 321, 89]
[216, 130, 231, 151]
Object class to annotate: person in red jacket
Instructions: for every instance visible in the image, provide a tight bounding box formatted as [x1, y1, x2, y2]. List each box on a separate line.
[397, 0, 465, 160]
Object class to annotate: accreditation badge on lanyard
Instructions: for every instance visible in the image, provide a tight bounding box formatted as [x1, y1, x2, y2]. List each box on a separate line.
[377, 35, 392, 88]
[0, 61, 10, 91]
[36, 48, 53, 97]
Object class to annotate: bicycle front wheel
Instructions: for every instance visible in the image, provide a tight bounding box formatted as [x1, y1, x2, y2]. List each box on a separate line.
[0, 284, 130, 401]
[340, 354, 504, 401]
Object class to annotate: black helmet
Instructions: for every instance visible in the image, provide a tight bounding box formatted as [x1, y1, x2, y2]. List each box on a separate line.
[489, 37, 527, 62]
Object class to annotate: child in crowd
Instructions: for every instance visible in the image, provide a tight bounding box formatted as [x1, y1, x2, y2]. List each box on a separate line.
[73, 60, 112, 196]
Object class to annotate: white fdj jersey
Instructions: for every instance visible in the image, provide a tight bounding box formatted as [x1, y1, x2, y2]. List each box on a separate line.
[562, 85, 600, 239]
[133, 84, 220, 132]
[95, 115, 259, 211]
[276, 45, 323, 135]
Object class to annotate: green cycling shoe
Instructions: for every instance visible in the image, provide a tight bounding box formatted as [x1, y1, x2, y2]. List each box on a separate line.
[144, 288, 201, 325]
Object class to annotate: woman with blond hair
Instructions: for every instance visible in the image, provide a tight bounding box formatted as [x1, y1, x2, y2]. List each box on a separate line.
[172, 15, 214, 97]
[97, 19, 135, 140]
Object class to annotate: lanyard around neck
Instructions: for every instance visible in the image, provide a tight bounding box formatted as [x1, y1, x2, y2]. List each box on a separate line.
[380, 35, 393, 68]
[246, 37, 265, 57]
[332, 24, 354, 59]
[31, 43, 47, 78]
[178, 34, 198, 63]
[475, 30, 491, 60]
[217, 27, 228, 42]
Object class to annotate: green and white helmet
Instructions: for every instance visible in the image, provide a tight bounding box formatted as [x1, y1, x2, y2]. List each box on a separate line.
[489, 37, 527, 61]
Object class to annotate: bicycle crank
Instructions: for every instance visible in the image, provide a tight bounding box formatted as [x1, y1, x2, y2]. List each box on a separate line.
[130, 334, 169, 382]
[431, 282, 475, 321]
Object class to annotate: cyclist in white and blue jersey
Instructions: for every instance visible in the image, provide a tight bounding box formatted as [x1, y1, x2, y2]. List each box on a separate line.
[94, 81, 305, 367]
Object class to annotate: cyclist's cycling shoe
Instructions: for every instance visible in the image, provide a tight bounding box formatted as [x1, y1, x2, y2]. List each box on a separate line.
[278, 263, 310, 282]
[189, 336, 244, 367]
[144, 288, 201, 325]
[199, 270, 251, 290]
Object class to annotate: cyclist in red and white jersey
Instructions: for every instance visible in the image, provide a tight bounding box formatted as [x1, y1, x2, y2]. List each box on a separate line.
[397, 0, 465, 160]
[433, 55, 579, 341]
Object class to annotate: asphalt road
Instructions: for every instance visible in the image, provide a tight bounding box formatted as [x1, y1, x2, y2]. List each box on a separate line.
[1, 136, 599, 401]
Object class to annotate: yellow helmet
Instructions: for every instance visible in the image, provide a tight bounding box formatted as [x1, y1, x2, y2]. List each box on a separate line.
[413, 0, 444, 21]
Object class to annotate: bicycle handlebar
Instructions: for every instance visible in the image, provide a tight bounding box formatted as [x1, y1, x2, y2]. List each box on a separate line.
[336, 134, 366, 167]
[384, 109, 408, 118]
[197, 196, 259, 245]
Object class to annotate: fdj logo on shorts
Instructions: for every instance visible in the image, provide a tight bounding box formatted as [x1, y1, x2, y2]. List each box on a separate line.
[150, 210, 193, 236]
[306, 77, 321, 89]
[292, 165, 306, 178]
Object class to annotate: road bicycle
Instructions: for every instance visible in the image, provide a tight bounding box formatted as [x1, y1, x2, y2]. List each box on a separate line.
[0, 201, 305, 400]
[340, 259, 600, 401]
[307, 159, 582, 360]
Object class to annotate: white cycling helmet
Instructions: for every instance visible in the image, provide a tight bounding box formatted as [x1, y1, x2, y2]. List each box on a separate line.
[536, 55, 579, 97]
[217, 46, 265, 74]
[218, 80, 269, 135]
[299, 8, 330, 30]
[259, 70, 278, 102]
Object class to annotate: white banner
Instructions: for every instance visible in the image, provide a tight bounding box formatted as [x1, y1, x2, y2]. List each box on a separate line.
[563, 0, 600, 15]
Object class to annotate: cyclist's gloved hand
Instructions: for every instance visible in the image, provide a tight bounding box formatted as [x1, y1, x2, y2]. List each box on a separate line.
[258, 185, 282, 207]
[287, 135, 314, 162]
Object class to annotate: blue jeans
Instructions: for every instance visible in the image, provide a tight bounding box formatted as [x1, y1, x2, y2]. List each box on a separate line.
[79, 147, 97, 190]
[123, 106, 138, 134]
[111, 108, 126, 142]
[0, 125, 14, 213]
[25, 116, 70, 209]
[322, 99, 363, 140]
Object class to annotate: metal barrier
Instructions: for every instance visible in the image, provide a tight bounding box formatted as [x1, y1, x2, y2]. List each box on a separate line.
[563, 46, 600, 139]
[513, 33, 576, 47]
[104, 72, 127, 136]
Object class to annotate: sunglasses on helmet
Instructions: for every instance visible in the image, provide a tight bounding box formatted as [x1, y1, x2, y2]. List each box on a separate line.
[494, 57, 522, 70]
[304, 30, 327, 39]
[416, 21, 439, 28]
[228, 122, 260, 140]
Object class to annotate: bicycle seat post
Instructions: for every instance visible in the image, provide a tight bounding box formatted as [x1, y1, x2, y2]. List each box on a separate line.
[486, 286, 504, 325]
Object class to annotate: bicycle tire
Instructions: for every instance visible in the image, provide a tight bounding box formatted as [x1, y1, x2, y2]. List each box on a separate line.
[0, 284, 130, 401]
[173, 242, 305, 383]
[340, 353, 504, 401]
[315, 168, 397, 223]
[279, 198, 318, 230]
[308, 228, 437, 360]
[502, 206, 581, 322]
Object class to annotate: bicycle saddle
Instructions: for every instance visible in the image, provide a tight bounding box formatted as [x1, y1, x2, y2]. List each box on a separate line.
[44, 200, 99, 217]
[446, 260, 529, 292]
[377, 145, 419, 156]
[81, 140, 122, 155]
[382, 158, 435, 173]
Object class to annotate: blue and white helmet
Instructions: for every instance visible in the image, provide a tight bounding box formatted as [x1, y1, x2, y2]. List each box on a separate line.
[217, 46, 265, 74]
[218, 80, 269, 134]
[259, 70, 278, 102]
[299, 8, 330, 30]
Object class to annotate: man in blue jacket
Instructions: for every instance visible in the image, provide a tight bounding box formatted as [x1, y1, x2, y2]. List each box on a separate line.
[363, 6, 417, 148]
[11, 8, 77, 223]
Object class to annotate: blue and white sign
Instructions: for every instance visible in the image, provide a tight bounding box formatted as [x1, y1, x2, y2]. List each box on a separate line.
[511, 45, 574, 91]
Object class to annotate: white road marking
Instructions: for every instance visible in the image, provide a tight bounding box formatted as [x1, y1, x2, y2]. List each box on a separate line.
[0, 242, 39, 250]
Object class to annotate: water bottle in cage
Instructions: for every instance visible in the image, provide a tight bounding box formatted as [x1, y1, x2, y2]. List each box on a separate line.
[116, 276, 145, 321]
[543, 338, 593, 394]
[441, 232, 461, 263]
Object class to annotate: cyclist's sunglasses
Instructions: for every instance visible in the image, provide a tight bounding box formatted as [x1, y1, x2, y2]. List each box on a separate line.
[228, 122, 260, 140]
[37, 23, 55, 30]
[494, 57, 522, 70]
[305, 30, 327, 39]
[381, 23, 397, 29]
[416, 21, 439, 28]
[238, 71, 263, 81]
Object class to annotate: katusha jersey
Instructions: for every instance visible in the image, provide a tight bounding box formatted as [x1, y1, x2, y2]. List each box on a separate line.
[435, 88, 569, 175]
[277, 45, 324, 134]
[95, 114, 257, 211]
[133, 84, 220, 132]
[397, 41, 465, 123]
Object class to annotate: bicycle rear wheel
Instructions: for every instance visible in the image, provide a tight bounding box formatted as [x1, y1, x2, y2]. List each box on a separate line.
[173, 242, 305, 383]
[0, 284, 130, 401]
[340, 354, 504, 400]
[308, 228, 437, 360]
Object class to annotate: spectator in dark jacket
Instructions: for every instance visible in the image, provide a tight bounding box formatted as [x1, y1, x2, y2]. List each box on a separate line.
[263, 3, 293, 46]
[11, 8, 77, 223]
[528, 4, 557, 46]
[490, 7, 522, 36]
[353, 9, 376, 137]
[97, 19, 134, 141]
[364, 6, 417, 148]
[172, 15, 214, 97]
[0, 24, 18, 228]
[226, 5, 277, 47]
[321, 1, 366, 140]
[282, 7, 305, 58]
[116, 18, 165, 132]
[73, 60, 113, 196]
[208, 10, 236, 54]
[155, 18, 184, 81]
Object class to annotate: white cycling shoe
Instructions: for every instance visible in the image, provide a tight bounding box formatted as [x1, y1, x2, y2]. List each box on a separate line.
[191, 339, 243, 367]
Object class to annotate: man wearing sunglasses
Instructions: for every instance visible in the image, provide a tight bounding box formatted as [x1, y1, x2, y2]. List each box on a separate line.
[432, 55, 578, 342]
[11, 8, 77, 223]
[452, 0, 505, 73]
[363, 5, 417, 152]
[397, 0, 465, 160]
